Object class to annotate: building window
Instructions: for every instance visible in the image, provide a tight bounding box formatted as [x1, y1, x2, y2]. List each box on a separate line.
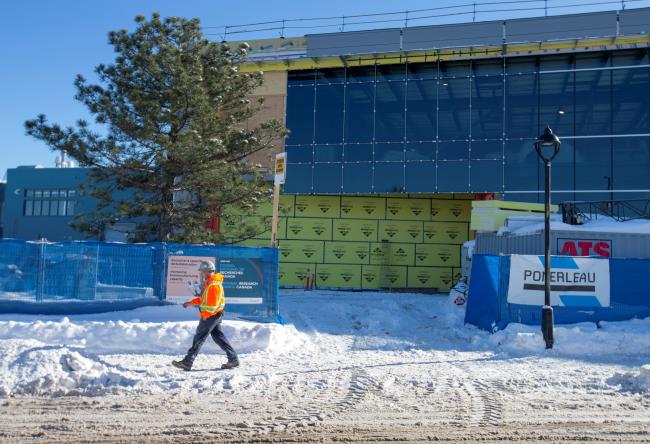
[22, 188, 78, 217]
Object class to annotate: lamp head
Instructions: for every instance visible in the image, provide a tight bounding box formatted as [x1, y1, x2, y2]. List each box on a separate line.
[535, 126, 561, 162]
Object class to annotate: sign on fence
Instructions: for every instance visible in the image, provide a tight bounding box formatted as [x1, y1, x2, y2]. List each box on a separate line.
[217, 258, 264, 305]
[165, 255, 215, 302]
[507, 255, 610, 308]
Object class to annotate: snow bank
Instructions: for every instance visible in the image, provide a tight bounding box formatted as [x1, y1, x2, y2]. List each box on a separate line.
[1, 291, 649, 398]
[608, 365, 650, 393]
[485, 317, 650, 359]
[0, 317, 306, 356]
[0, 340, 138, 396]
[0, 307, 308, 396]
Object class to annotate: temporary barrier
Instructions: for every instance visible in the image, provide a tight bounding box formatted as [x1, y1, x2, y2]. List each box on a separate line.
[465, 254, 650, 331]
[0, 239, 281, 322]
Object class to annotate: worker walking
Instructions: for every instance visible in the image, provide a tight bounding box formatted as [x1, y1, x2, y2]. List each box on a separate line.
[172, 261, 239, 371]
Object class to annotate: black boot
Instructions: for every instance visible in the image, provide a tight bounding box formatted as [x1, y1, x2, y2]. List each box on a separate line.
[172, 360, 192, 371]
[221, 360, 239, 369]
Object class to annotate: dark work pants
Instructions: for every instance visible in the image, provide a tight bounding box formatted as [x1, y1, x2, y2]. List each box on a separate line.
[184, 313, 238, 366]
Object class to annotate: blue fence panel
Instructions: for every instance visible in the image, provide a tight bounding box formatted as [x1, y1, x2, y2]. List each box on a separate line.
[466, 254, 650, 331]
[0, 239, 281, 322]
[0, 240, 40, 299]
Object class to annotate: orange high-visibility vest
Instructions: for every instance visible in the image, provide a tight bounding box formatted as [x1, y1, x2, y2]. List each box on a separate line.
[191, 274, 225, 319]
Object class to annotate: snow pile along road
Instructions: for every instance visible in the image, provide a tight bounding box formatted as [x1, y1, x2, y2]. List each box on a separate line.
[608, 364, 650, 393]
[0, 341, 138, 396]
[0, 308, 308, 396]
[0, 290, 649, 401]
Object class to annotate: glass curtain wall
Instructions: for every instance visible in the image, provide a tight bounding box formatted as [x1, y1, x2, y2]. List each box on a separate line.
[284, 49, 650, 202]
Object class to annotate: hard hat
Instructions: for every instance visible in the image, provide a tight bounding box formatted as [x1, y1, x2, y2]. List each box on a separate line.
[198, 260, 216, 272]
[214, 272, 224, 282]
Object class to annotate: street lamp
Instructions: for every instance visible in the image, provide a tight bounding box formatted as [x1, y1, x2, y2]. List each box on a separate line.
[534, 126, 561, 350]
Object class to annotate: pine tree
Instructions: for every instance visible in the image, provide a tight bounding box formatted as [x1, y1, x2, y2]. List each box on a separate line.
[25, 13, 286, 243]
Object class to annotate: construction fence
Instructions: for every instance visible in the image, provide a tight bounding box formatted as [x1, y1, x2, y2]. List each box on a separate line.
[0, 239, 280, 321]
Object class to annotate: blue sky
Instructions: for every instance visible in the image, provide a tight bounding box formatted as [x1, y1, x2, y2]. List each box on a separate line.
[1, 0, 644, 176]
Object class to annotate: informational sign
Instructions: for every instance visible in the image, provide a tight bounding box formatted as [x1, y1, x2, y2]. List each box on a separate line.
[217, 258, 264, 305]
[558, 238, 611, 257]
[507, 255, 610, 308]
[166, 255, 216, 303]
[274, 152, 286, 185]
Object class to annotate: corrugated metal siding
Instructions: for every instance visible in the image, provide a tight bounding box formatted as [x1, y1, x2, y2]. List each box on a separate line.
[306, 8, 650, 57]
[475, 230, 650, 258]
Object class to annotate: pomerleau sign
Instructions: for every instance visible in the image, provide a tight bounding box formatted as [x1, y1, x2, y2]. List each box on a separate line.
[507, 255, 610, 308]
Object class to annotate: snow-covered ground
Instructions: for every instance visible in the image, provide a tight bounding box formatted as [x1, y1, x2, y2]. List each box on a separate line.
[1, 290, 649, 442]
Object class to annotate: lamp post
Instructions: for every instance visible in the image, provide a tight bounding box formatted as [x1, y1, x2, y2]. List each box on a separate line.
[534, 126, 561, 349]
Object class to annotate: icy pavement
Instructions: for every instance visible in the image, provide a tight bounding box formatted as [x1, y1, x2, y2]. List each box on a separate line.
[0, 290, 649, 442]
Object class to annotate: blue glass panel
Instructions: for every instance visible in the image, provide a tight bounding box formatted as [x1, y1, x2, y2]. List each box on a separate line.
[471, 141, 502, 160]
[575, 68, 611, 136]
[346, 66, 375, 83]
[438, 78, 470, 140]
[406, 79, 436, 141]
[473, 59, 502, 75]
[470, 160, 503, 192]
[406, 142, 435, 161]
[438, 141, 469, 161]
[286, 85, 314, 145]
[575, 138, 612, 191]
[342, 163, 373, 192]
[315, 84, 344, 144]
[374, 143, 404, 162]
[539, 54, 573, 71]
[506, 56, 537, 74]
[344, 143, 373, 162]
[612, 49, 649, 66]
[373, 162, 404, 193]
[285, 145, 313, 163]
[613, 137, 650, 191]
[314, 145, 342, 163]
[437, 161, 469, 192]
[472, 75, 504, 140]
[405, 161, 436, 192]
[505, 73, 538, 139]
[407, 62, 437, 80]
[284, 163, 312, 194]
[375, 82, 406, 142]
[504, 140, 540, 191]
[539, 72, 574, 137]
[316, 68, 345, 84]
[313, 163, 342, 193]
[612, 67, 650, 135]
[345, 82, 374, 143]
[440, 61, 469, 78]
[575, 52, 610, 68]
[377, 64, 406, 81]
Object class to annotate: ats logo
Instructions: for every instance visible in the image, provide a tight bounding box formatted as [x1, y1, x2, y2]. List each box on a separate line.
[558, 239, 611, 257]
